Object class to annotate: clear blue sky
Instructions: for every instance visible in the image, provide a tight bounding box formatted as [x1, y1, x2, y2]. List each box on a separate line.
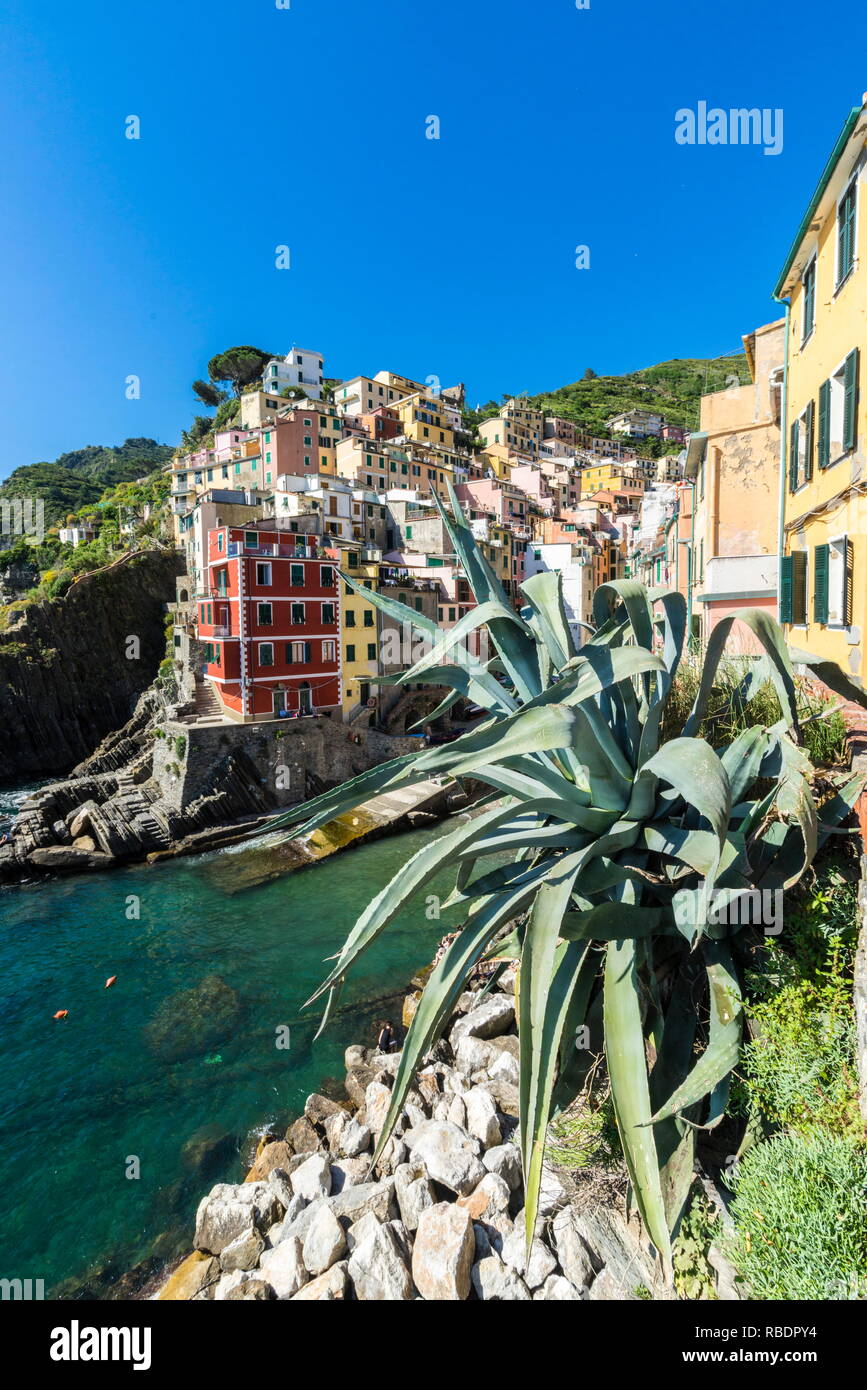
[1, 0, 865, 475]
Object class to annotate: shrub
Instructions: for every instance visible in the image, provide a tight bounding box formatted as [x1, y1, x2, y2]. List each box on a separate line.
[727, 1129, 867, 1299]
[739, 966, 860, 1137]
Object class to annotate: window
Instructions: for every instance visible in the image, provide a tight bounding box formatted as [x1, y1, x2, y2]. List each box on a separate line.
[259, 642, 274, 667]
[780, 551, 808, 624]
[347, 552, 358, 568]
[256, 562, 272, 585]
[257, 602, 273, 626]
[363, 609, 374, 627]
[320, 565, 334, 587]
[290, 641, 311, 664]
[448, 607, 456, 622]
[244, 531, 258, 548]
[291, 603, 304, 624]
[837, 177, 858, 287]
[291, 564, 304, 587]
[345, 609, 356, 627]
[823, 350, 860, 464]
[802, 257, 816, 341]
[821, 535, 854, 626]
[322, 602, 335, 624]
[367, 643, 376, 661]
[788, 400, 815, 491]
[322, 640, 336, 662]
[405, 525, 413, 540]
[414, 596, 423, 612]
[346, 643, 356, 662]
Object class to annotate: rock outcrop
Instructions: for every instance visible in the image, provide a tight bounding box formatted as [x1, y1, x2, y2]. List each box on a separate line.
[154, 967, 669, 1302]
[0, 549, 180, 781]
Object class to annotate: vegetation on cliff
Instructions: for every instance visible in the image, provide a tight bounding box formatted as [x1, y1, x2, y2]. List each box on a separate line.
[0, 438, 173, 528]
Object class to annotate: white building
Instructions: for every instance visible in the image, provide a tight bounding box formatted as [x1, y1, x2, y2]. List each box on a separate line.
[262, 347, 324, 400]
[522, 540, 594, 647]
[608, 410, 664, 439]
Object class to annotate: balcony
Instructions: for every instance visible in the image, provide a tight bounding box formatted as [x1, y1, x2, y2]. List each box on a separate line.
[211, 624, 232, 639]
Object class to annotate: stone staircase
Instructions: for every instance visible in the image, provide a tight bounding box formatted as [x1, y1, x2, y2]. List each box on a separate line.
[194, 678, 224, 720]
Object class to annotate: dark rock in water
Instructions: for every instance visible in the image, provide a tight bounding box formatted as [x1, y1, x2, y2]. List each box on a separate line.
[181, 1124, 238, 1178]
[144, 974, 243, 1062]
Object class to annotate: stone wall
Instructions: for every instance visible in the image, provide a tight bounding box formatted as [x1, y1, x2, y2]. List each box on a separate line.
[152, 718, 420, 812]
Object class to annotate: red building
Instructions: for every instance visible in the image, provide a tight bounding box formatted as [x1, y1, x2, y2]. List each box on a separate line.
[198, 525, 341, 720]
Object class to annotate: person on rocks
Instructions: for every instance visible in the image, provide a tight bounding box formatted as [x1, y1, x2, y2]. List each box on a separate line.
[377, 1019, 397, 1053]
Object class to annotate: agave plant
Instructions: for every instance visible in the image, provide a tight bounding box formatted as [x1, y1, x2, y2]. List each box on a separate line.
[269, 483, 865, 1278]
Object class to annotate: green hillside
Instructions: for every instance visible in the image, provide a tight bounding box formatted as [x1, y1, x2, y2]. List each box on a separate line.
[466, 354, 751, 452]
[0, 438, 174, 528]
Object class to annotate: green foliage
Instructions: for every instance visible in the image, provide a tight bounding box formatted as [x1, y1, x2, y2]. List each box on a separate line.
[527, 354, 750, 440]
[207, 345, 272, 396]
[0, 439, 173, 528]
[739, 968, 860, 1137]
[726, 1129, 867, 1300]
[192, 379, 227, 408]
[174, 736, 186, 759]
[547, 1088, 621, 1171]
[263, 484, 867, 1277]
[672, 1196, 719, 1300]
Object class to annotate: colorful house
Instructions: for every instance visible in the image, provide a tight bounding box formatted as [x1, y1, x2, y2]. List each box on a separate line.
[198, 525, 340, 720]
[775, 96, 867, 682]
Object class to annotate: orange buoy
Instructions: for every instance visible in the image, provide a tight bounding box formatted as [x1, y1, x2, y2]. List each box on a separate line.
[53, 1010, 68, 1020]
[105, 976, 117, 989]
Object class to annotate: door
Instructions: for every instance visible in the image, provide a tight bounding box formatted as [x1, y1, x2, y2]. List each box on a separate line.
[272, 689, 287, 717]
[298, 683, 313, 715]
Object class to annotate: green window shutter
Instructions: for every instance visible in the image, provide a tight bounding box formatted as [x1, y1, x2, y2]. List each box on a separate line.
[803, 400, 814, 481]
[789, 418, 799, 491]
[843, 348, 859, 451]
[818, 379, 831, 468]
[813, 543, 829, 623]
[844, 536, 854, 626]
[779, 554, 793, 624]
[792, 550, 808, 624]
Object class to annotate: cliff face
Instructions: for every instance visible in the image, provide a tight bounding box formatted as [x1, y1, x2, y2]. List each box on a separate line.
[0, 550, 180, 781]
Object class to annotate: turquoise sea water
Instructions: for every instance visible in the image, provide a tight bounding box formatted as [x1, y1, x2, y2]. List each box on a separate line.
[0, 812, 467, 1294]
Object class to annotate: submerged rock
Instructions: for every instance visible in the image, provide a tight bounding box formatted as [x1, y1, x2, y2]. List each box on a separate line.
[144, 974, 243, 1062]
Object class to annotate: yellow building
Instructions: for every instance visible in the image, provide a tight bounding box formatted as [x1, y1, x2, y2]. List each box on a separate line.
[478, 397, 543, 457]
[394, 391, 456, 452]
[580, 461, 649, 495]
[775, 96, 867, 680]
[338, 548, 381, 721]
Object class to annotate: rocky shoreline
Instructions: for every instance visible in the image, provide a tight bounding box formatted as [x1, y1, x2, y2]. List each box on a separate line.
[152, 967, 674, 1302]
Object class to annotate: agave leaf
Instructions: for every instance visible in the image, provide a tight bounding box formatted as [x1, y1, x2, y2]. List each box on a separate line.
[519, 857, 587, 1249]
[368, 883, 534, 1173]
[604, 928, 672, 1274]
[788, 647, 867, 711]
[270, 752, 421, 837]
[683, 610, 799, 739]
[592, 579, 655, 652]
[305, 799, 523, 1006]
[648, 956, 701, 1233]
[560, 901, 668, 940]
[650, 941, 742, 1123]
[817, 772, 867, 846]
[430, 482, 542, 702]
[411, 703, 581, 781]
[720, 725, 769, 807]
[520, 569, 577, 670]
